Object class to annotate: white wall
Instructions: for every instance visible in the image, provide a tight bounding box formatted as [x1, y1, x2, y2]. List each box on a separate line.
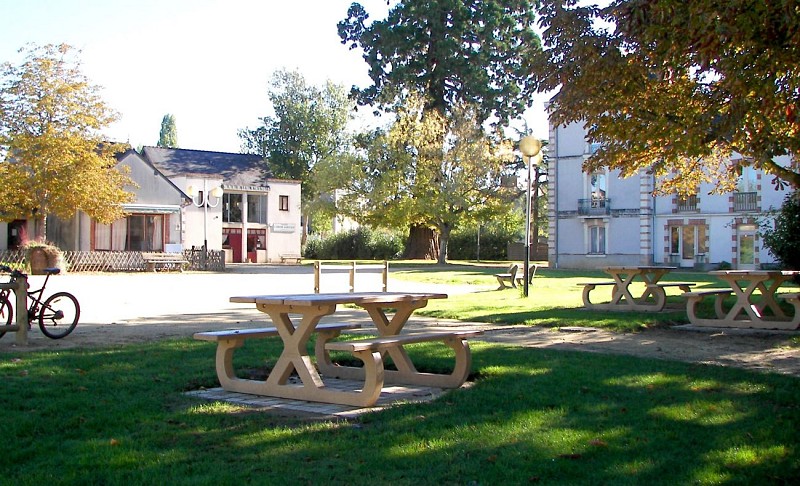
[266, 179, 302, 261]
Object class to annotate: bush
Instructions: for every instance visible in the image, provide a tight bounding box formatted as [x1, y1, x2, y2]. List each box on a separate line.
[447, 225, 519, 261]
[761, 192, 800, 269]
[303, 228, 404, 260]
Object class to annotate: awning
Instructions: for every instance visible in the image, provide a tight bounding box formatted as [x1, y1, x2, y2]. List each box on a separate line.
[122, 204, 182, 214]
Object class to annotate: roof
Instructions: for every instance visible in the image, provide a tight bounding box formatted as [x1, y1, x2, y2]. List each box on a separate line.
[140, 146, 272, 187]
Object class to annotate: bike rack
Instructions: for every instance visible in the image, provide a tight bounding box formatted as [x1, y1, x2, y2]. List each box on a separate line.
[0, 273, 28, 345]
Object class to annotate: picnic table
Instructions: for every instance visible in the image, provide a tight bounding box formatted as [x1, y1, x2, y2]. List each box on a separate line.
[194, 292, 483, 407]
[685, 270, 800, 330]
[579, 266, 694, 312]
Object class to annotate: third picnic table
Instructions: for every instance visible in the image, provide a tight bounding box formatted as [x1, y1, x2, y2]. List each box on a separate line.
[579, 266, 694, 312]
[685, 270, 800, 330]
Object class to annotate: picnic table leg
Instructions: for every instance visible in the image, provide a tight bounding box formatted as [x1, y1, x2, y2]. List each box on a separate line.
[723, 279, 767, 321]
[753, 278, 790, 318]
[361, 300, 428, 374]
[258, 304, 337, 388]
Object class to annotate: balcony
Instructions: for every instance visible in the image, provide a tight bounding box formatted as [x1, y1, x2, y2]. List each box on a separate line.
[677, 195, 698, 212]
[578, 198, 611, 216]
[733, 192, 758, 212]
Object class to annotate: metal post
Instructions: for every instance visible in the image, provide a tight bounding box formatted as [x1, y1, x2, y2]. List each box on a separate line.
[524, 154, 532, 297]
[349, 261, 356, 293]
[314, 261, 321, 293]
[15, 274, 28, 345]
[202, 179, 209, 270]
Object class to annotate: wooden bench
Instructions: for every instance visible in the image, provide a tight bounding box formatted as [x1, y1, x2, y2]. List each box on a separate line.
[495, 264, 519, 289]
[651, 282, 695, 292]
[684, 289, 733, 326]
[323, 329, 483, 388]
[141, 252, 189, 272]
[279, 253, 302, 264]
[194, 322, 362, 391]
[515, 264, 539, 287]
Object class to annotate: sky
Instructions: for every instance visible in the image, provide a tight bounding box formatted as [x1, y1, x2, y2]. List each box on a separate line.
[0, 0, 550, 154]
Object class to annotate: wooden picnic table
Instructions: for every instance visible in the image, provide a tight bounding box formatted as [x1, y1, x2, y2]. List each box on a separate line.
[195, 292, 482, 407]
[685, 270, 800, 329]
[579, 266, 694, 312]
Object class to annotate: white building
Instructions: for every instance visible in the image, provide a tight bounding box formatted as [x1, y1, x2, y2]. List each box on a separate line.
[547, 120, 794, 270]
[1, 147, 302, 264]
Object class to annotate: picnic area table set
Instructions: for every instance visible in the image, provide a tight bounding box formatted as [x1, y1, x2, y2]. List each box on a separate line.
[578, 266, 694, 312]
[577, 265, 799, 330]
[194, 292, 482, 407]
[685, 270, 800, 330]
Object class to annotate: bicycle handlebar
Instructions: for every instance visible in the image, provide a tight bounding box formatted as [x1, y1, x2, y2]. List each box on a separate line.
[0, 265, 27, 278]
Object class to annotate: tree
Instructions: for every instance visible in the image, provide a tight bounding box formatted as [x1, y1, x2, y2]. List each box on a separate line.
[339, 0, 542, 258]
[157, 114, 178, 148]
[239, 69, 352, 242]
[323, 96, 518, 264]
[761, 192, 800, 271]
[534, 0, 800, 194]
[0, 44, 134, 241]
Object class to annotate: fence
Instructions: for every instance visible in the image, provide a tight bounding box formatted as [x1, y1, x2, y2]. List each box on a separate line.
[313, 261, 389, 293]
[0, 249, 225, 272]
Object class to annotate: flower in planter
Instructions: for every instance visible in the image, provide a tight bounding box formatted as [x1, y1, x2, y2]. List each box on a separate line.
[22, 241, 65, 274]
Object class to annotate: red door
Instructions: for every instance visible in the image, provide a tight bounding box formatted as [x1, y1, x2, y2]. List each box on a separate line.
[226, 231, 243, 263]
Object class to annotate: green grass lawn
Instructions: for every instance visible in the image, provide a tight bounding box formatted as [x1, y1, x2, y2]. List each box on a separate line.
[1, 263, 798, 484]
[1, 338, 798, 485]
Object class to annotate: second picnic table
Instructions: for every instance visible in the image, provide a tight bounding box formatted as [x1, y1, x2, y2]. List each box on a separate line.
[193, 292, 483, 407]
[579, 266, 694, 312]
[685, 270, 800, 330]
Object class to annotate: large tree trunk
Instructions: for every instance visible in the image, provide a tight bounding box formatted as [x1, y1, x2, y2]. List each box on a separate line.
[404, 224, 438, 260]
[436, 224, 451, 265]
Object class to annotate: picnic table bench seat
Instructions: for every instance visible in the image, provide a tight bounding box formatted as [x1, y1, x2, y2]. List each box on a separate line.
[495, 264, 519, 289]
[279, 253, 302, 264]
[193, 322, 362, 392]
[324, 329, 483, 388]
[141, 252, 189, 272]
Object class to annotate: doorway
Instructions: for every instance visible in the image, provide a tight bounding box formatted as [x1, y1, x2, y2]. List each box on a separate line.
[737, 225, 757, 270]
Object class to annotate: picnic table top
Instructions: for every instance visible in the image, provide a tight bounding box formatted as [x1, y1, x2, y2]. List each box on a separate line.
[230, 292, 448, 307]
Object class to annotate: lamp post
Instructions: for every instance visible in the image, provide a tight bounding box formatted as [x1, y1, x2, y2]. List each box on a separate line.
[187, 180, 223, 270]
[519, 135, 542, 297]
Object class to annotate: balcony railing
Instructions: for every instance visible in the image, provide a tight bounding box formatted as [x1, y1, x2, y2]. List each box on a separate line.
[733, 192, 758, 212]
[578, 198, 611, 216]
[677, 195, 698, 212]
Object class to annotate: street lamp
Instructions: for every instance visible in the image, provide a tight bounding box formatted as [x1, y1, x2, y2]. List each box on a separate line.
[519, 135, 542, 297]
[186, 181, 223, 270]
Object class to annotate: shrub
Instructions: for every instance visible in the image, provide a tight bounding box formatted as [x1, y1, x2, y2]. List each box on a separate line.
[447, 225, 519, 261]
[761, 192, 800, 270]
[303, 228, 404, 260]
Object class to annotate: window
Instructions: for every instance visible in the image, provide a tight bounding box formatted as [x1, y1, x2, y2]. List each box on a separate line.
[247, 195, 267, 224]
[669, 224, 707, 260]
[587, 221, 606, 255]
[223, 193, 243, 223]
[589, 172, 607, 207]
[738, 166, 757, 193]
[126, 214, 164, 251]
[279, 195, 289, 211]
[94, 216, 165, 251]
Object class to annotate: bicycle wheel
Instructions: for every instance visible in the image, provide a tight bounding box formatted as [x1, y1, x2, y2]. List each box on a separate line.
[38, 292, 80, 339]
[0, 296, 12, 339]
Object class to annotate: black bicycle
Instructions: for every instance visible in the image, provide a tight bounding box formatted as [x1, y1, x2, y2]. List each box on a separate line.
[0, 265, 80, 339]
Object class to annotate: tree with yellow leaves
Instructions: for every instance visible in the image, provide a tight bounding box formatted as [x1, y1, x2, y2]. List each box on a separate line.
[0, 44, 133, 241]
